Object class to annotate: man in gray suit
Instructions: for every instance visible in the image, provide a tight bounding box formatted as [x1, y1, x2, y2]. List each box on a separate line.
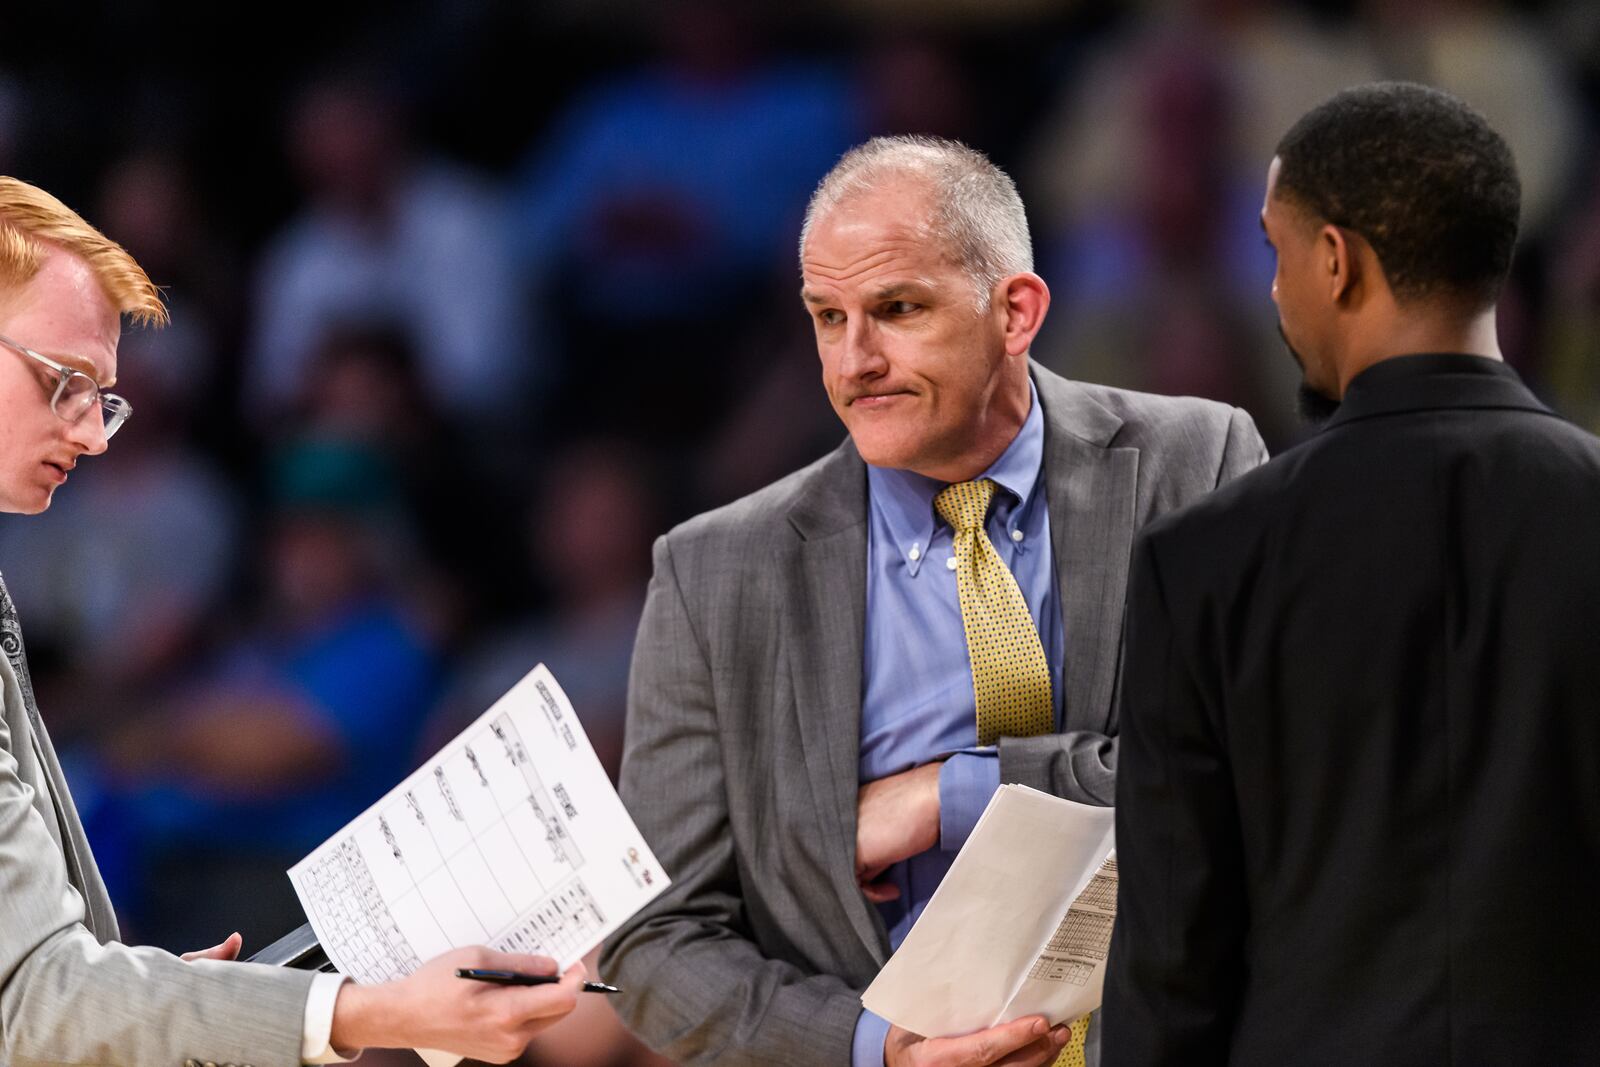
[602, 136, 1267, 1067]
[0, 175, 584, 1066]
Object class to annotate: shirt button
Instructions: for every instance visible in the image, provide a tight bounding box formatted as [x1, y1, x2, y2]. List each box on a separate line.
[1011, 529, 1024, 542]
[946, 556, 958, 571]
[908, 545, 921, 561]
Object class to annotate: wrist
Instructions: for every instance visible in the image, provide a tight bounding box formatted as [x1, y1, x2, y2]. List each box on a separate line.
[329, 980, 397, 1053]
[884, 1024, 915, 1067]
[919, 761, 944, 847]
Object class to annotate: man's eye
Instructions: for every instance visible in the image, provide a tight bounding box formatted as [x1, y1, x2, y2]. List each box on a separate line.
[817, 310, 844, 326]
[885, 301, 919, 315]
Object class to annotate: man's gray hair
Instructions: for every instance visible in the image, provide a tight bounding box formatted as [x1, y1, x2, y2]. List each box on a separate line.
[799, 135, 1033, 311]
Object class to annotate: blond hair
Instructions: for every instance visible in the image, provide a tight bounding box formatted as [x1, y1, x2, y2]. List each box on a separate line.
[0, 176, 167, 327]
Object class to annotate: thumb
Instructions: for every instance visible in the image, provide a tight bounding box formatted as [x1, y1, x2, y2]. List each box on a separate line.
[181, 931, 243, 962]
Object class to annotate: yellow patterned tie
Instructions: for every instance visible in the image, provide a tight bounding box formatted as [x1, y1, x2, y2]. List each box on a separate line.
[933, 479, 1089, 1067]
[933, 479, 1052, 744]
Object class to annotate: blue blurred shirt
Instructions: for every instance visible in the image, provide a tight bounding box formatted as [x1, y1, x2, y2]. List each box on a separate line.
[852, 382, 1063, 1065]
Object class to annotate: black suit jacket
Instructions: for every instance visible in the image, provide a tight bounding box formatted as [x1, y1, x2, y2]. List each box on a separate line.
[1102, 354, 1600, 1066]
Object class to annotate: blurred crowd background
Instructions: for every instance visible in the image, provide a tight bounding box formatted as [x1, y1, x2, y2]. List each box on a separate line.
[2, 0, 1599, 1063]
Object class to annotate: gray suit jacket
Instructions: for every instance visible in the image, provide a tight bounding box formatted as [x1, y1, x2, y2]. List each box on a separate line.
[0, 575, 316, 1067]
[601, 365, 1266, 1066]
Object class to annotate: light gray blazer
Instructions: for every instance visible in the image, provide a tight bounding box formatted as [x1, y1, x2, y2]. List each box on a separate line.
[601, 365, 1267, 1066]
[0, 576, 315, 1067]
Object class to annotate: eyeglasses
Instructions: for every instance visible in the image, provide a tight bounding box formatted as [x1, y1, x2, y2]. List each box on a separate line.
[0, 332, 131, 440]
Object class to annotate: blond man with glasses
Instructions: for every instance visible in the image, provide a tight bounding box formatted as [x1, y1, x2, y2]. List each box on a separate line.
[0, 176, 584, 1066]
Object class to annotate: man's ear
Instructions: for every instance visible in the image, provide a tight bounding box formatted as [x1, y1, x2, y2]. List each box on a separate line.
[1321, 224, 1365, 307]
[999, 272, 1050, 357]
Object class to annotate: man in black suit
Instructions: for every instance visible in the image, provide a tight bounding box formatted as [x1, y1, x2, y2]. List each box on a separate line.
[1102, 82, 1600, 1066]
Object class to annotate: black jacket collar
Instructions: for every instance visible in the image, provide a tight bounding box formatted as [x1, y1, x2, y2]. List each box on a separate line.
[1322, 353, 1554, 432]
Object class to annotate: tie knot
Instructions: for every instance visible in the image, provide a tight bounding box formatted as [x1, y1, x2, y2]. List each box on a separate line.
[934, 479, 997, 534]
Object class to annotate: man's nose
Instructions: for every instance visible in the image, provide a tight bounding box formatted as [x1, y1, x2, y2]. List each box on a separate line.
[838, 318, 887, 379]
[65, 407, 109, 456]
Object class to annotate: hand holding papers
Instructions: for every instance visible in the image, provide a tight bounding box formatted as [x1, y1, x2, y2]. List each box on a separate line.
[862, 785, 1117, 1037]
[286, 664, 668, 1063]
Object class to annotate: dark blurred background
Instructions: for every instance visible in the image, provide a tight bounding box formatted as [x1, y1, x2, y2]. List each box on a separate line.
[2, 0, 1598, 1063]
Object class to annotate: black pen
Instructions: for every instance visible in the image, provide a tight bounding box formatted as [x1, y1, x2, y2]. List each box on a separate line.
[455, 967, 622, 995]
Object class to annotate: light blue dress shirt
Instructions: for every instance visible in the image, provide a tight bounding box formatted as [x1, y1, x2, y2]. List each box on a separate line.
[851, 383, 1064, 1065]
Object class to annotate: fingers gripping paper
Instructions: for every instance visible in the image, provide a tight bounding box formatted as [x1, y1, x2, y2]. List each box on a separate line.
[861, 785, 1116, 1037]
[287, 663, 667, 1001]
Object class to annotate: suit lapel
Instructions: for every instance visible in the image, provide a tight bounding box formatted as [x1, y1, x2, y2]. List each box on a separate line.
[0, 574, 120, 942]
[1033, 368, 1139, 733]
[785, 441, 889, 966]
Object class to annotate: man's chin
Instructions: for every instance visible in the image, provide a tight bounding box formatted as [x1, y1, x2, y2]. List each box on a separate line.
[854, 442, 914, 471]
[0, 484, 57, 515]
[846, 422, 915, 469]
[1296, 382, 1341, 425]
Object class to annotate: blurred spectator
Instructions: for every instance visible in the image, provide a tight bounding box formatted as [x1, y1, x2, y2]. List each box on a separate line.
[248, 73, 532, 433]
[1361, 0, 1583, 239]
[508, 0, 856, 446]
[691, 287, 842, 508]
[1545, 150, 1600, 431]
[1023, 26, 1296, 444]
[1024, 3, 1381, 249]
[427, 438, 659, 780]
[97, 148, 246, 451]
[855, 35, 980, 143]
[95, 438, 441, 951]
[1020, 2, 1392, 447]
[289, 323, 528, 631]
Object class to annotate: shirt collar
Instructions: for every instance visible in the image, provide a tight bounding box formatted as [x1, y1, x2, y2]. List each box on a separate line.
[867, 379, 1045, 566]
[1321, 352, 1551, 432]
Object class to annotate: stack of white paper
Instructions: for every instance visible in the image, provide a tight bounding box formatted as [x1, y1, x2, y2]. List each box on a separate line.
[862, 784, 1116, 1037]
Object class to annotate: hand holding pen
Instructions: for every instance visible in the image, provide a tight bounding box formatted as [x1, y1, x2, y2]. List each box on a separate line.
[330, 947, 586, 1061]
[457, 967, 622, 994]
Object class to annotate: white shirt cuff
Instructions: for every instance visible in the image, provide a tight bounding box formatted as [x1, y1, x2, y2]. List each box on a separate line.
[302, 973, 359, 1063]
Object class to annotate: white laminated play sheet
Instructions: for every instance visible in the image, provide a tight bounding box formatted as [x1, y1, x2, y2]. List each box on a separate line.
[288, 662, 667, 987]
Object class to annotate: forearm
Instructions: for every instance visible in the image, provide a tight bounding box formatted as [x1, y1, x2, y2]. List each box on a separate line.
[1, 929, 312, 1067]
[997, 729, 1117, 806]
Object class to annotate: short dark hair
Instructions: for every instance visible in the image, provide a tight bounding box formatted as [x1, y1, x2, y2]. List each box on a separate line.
[1274, 82, 1520, 309]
